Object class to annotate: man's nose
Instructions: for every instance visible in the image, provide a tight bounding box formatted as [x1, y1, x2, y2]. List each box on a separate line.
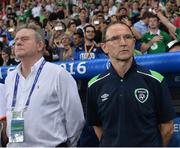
[119, 36, 126, 44]
[15, 39, 22, 46]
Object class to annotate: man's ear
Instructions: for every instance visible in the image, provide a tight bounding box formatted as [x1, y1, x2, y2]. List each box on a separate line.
[101, 43, 109, 54]
[37, 41, 45, 52]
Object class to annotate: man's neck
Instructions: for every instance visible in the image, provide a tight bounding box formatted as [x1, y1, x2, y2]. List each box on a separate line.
[20, 56, 42, 78]
[85, 39, 94, 46]
[149, 28, 158, 34]
[111, 58, 133, 78]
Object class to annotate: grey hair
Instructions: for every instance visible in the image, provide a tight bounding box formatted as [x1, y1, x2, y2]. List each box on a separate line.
[16, 23, 45, 43]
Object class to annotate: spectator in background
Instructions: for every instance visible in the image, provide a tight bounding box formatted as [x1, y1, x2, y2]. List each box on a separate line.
[156, 9, 180, 41]
[58, 34, 73, 61]
[0, 46, 19, 66]
[70, 4, 80, 19]
[92, 15, 103, 44]
[133, 11, 151, 35]
[66, 20, 77, 44]
[50, 33, 62, 61]
[119, 15, 142, 40]
[116, 7, 128, 18]
[31, 1, 42, 18]
[108, 0, 118, 17]
[131, 1, 140, 17]
[6, 6, 16, 20]
[43, 39, 53, 62]
[56, 3, 68, 20]
[44, 0, 54, 13]
[5, 18, 17, 44]
[141, 14, 171, 54]
[102, 4, 109, 20]
[0, 19, 5, 36]
[72, 32, 83, 49]
[164, 0, 174, 20]
[74, 24, 106, 60]
[49, 20, 66, 47]
[76, 8, 89, 31]
[6, 18, 17, 31]
[110, 15, 118, 23]
[167, 40, 180, 52]
[173, 12, 180, 28]
[101, 0, 108, 7]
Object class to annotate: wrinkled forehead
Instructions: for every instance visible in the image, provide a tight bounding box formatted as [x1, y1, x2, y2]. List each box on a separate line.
[15, 29, 35, 38]
[106, 24, 132, 37]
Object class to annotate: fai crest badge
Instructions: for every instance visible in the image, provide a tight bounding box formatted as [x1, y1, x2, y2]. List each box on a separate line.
[134, 88, 149, 103]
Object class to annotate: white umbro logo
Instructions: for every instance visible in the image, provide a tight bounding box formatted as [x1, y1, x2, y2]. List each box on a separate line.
[101, 94, 109, 102]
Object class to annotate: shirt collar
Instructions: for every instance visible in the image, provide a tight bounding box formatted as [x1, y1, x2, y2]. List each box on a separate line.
[16, 57, 45, 76]
[150, 29, 160, 35]
[109, 58, 137, 78]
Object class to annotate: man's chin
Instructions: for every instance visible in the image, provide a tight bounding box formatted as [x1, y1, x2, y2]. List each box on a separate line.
[15, 54, 24, 59]
[116, 55, 132, 61]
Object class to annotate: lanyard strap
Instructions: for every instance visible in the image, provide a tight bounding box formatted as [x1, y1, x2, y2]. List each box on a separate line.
[12, 60, 46, 109]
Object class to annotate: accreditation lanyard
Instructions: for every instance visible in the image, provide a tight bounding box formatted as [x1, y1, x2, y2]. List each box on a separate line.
[11, 60, 46, 110]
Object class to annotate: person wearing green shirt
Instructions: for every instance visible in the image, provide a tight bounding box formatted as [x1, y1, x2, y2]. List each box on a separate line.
[140, 14, 171, 54]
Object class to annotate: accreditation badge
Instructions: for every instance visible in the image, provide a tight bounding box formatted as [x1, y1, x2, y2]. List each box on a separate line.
[9, 111, 24, 143]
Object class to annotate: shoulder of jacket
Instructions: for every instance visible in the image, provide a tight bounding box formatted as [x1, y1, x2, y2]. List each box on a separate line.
[136, 66, 164, 83]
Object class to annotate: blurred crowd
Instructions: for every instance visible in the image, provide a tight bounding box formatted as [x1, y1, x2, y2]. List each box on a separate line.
[0, 0, 180, 66]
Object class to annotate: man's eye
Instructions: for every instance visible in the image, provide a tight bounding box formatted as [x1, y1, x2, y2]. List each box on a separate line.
[111, 36, 119, 41]
[22, 37, 29, 41]
[124, 35, 133, 39]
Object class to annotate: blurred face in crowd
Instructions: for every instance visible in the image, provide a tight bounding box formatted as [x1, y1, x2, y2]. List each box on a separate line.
[103, 5, 109, 14]
[110, 15, 118, 23]
[101, 0, 107, 6]
[80, 9, 87, 18]
[166, 1, 174, 12]
[14, 29, 43, 59]
[80, 9, 87, 22]
[72, 5, 79, 13]
[61, 35, 70, 47]
[69, 23, 77, 33]
[89, 0, 94, 4]
[98, 5, 103, 12]
[85, 26, 95, 41]
[116, 7, 128, 17]
[103, 23, 135, 62]
[53, 36, 62, 48]
[75, 6, 80, 13]
[109, 0, 114, 7]
[132, 1, 139, 11]
[7, 8, 12, 14]
[1, 51, 9, 61]
[90, 3, 96, 10]
[148, 17, 159, 29]
[54, 22, 66, 37]
[97, 15, 104, 24]
[9, 19, 16, 28]
[73, 34, 82, 46]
